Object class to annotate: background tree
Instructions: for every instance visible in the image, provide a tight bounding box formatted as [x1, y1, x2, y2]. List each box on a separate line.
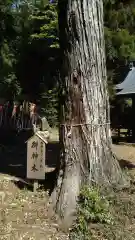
[0, 0, 21, 100]
[52, 0, 127, 225]
[0, 0, 59, 124]
[104, 0, 135, 124]
[1, 0, 135, 127]
[28, 1, 59, 123]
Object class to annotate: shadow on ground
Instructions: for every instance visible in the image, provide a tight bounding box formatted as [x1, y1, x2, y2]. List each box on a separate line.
[1, 129, 135, 192]
[0, 129, 59, 193]
[119, 159, 135, 169]
[112, 136, 135, 144]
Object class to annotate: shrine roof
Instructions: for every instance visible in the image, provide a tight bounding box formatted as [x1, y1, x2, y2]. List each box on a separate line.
[116, 67, 135, 95]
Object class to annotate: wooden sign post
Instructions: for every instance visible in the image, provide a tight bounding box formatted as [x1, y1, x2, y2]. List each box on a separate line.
[26, 131, 49, 192]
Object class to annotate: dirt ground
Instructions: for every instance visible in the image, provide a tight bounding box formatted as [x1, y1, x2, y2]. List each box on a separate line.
[112, 143, 135, 171]
[113, 143, 135, 162]
[0, 174, 69, 240]
[0, 135, 67, 240]
[0, 140, 135, 239]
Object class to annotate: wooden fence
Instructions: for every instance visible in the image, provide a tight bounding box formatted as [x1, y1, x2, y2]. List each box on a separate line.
[0, 101, 41, 131]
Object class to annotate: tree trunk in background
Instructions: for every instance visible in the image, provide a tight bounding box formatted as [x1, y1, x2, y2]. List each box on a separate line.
[52, 0, 128, 226]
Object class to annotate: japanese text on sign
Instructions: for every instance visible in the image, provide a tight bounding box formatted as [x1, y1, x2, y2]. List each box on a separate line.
[27, 135, 46, 180]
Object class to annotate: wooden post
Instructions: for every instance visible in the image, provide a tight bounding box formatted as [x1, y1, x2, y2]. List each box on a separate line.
[26, 132, 47, 188]
[33, 180, 39, 192]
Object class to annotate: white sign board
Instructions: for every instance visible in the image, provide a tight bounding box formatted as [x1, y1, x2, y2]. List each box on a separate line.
[27, 135, 46, 180]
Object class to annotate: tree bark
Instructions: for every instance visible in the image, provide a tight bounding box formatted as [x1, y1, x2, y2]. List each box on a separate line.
[51, 0, 128, 226]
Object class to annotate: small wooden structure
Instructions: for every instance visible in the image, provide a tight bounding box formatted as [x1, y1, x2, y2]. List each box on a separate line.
[116, 64, 135, 139]
[26, 131, 49, 190]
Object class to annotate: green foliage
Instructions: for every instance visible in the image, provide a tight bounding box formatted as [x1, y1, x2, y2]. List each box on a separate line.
[30, 3, 59, 48]
[70, 186, 113, 240]
[0, 0, 21, 99]
[1, 0, 135, 126]
[104, 0, 135, 67]
[104, 0, 135, 112]
[27, 2, 59, 125]
[40, 87, 58, 126]
[0, 0, 59, 125]
[107, 70, 116, 102]
[105, 28, 135, 61]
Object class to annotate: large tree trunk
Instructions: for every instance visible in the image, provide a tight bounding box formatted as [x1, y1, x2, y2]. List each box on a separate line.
[51, 0, 128, 226]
